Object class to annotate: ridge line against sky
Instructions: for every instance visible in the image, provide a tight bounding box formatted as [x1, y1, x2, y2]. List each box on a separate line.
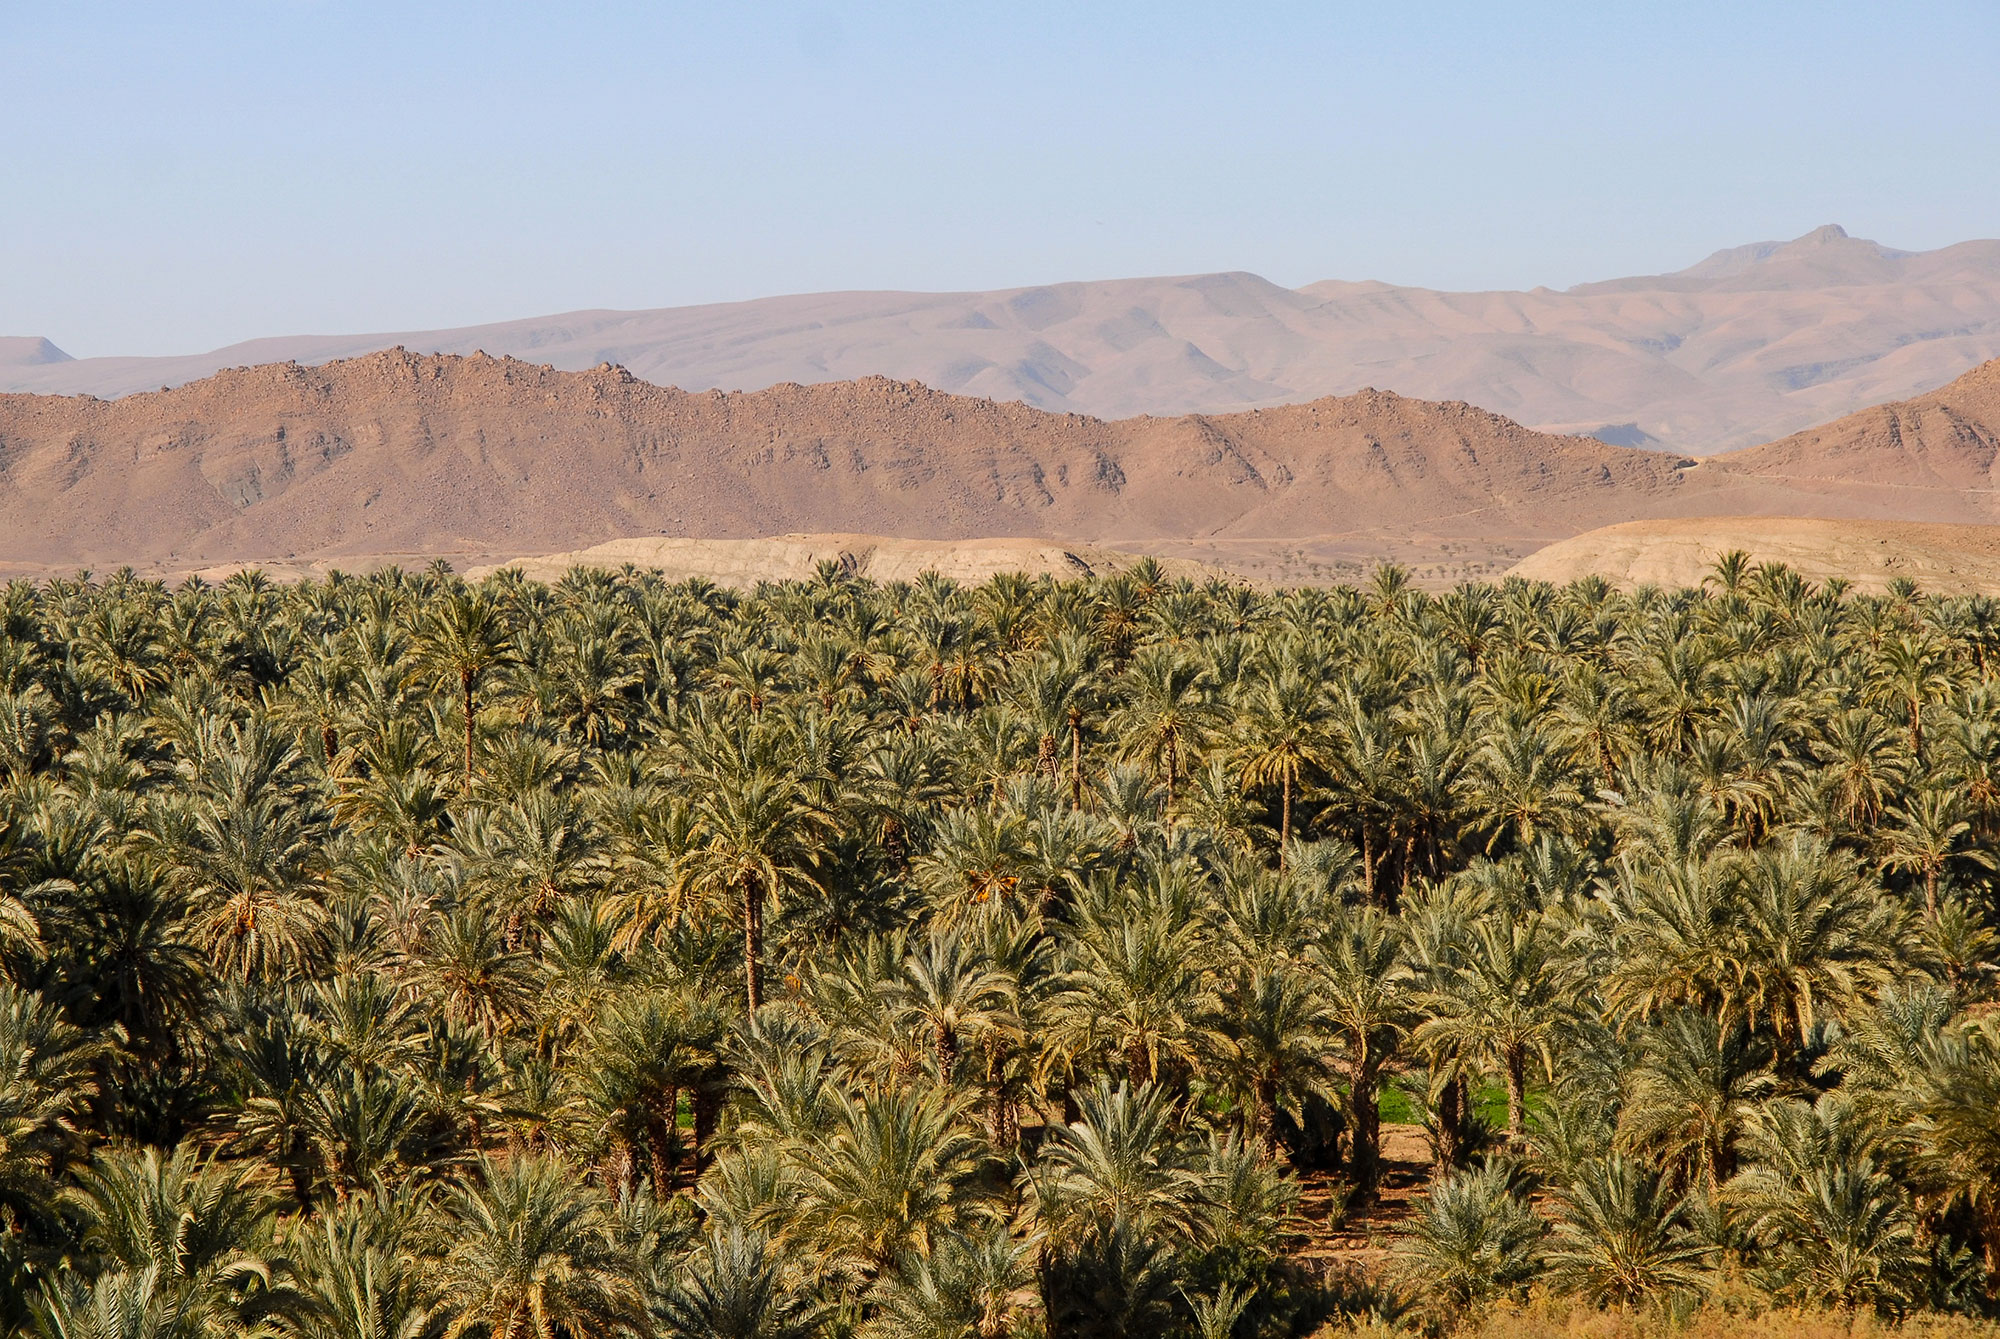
[5, 0, 1998, 358]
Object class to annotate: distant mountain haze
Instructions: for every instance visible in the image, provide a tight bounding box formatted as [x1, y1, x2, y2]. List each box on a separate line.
[3, 347, 1999, 585]
[6, 226, 1997, 456]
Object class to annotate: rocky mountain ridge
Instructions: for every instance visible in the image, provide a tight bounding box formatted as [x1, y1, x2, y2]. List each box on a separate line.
[7, 226, 1998, 455]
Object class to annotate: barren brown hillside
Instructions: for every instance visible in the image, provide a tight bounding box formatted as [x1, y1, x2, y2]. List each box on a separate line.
[8, 350, 2000, 585]
[0, 348, 1702, 580]
[1705, 357, 2000, 510]
[8, 227, 1999, 456]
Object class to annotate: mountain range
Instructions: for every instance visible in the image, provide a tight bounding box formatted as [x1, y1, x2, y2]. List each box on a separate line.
[3, 347, 1997, 585]
[6, 226, 1998, 457]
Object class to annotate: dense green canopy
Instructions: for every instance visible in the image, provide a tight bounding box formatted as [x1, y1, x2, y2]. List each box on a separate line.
[1, 555, 1998, 1336]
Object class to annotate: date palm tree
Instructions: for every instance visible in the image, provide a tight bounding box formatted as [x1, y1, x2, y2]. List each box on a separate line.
[413, 586, 515, 793]
[1041, 903, 1222, 1091]
[1313, 906, 1412, 1193]
[676, 759, 832, 1014]
[429, 1152, 644, 1339]
[1542, 1153, 1713, 1307]
[1110, 648, 1221, 829]
[1615, 1010, 1772, 1193]
[1235, 659, 1333, 859]
[648, 1226, 823, 1339]
[791, 1086, 996, 1282]
[1392, 1162, 1544, 1320]
[1881, 785, 1993, 919]
[63, 1145, 278, 1330]
[1413, 908, 1571, 1141]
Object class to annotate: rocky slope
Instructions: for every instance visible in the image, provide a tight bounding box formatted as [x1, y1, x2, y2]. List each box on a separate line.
[6, 351, 2000, 586]
[0, 349, 1700, 580]
[1699, 356, 2000, 516]
[7, 226, 1998, 455]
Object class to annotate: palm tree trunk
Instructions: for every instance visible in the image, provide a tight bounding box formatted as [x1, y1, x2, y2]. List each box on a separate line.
[647, 1103, 677, 1194]
[287, 1146, 314, 1210]
[1070, 721, 1084, 807]
[1925, 864, 1940, 919]
[607, 1138, 636, 1198]
[1361, 824, 1377, 904]
[692, 1086, 720, 1172]
[1349, 1056, 1381, 1197]
[1434, 1073, 1468, 1172]
[1279, 774, 1292, 868]
[1256, 1073, 1280, 1154]
[1505, 1043, 1528, 1141]
[1125, 1036, 1152, 1087]
[742, 876, 764, 1013]
[1979, 1199, 2000, 1295]
[461, 671, 476, 793]
[1163, 736, 1177, 830]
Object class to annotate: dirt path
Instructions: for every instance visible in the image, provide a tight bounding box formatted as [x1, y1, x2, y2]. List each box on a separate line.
[1293, 1123, 1433, 1275]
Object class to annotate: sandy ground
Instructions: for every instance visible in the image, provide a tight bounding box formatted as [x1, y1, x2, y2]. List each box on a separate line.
[1507, 516, 2000, 594]
[467, 534, 1230, 587]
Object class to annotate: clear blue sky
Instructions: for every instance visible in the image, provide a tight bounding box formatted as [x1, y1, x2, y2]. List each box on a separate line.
[6, 1, 1997, 357]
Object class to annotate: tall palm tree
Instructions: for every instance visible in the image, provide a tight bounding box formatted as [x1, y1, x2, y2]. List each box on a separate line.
[1021, 1079, 1197, 1248]
[1109, 648, 1221, 829]
[791, 1087, 996, 1283]
[413, 586, 515, 793]
[888, 926, 1018, 1083]
[1219, 961, 1338, 1154]
[676, 760, 831, 1013]
[1413, 908, 1571, 1141]
[1235, 660, 1332, 858]
[1881, 785, 1993, 919]
[1042, 903, 1222, 1091]
[1313, 907, 1412, 1193]
[1615, 1010, 1772, 1193]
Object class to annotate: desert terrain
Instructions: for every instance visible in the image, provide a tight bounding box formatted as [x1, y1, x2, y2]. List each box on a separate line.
[4, 349, 2000, 587]
[7, 225, 1998, 456]
[464, 535, 1226, 588]
[1508, 517, 2000, 594]
[0, 349, 1698, 583]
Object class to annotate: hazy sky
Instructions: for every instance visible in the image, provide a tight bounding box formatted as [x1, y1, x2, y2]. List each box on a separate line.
[6, 1, 1998, 357]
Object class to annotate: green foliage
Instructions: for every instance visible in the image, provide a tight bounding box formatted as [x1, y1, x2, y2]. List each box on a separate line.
[0, 560, 1996, 1334]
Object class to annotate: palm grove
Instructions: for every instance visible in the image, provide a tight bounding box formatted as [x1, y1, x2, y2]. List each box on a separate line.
[1, 553, 1999, 1337]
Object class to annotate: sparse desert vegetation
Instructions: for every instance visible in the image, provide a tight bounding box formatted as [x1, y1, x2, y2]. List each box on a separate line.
[2, 553, 2000, 1337]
